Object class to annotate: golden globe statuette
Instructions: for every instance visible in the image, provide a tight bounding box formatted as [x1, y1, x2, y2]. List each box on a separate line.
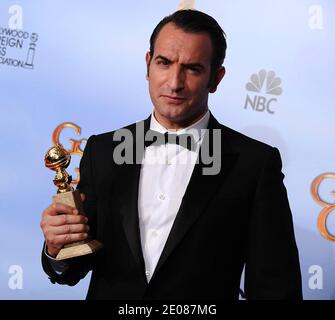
[44, 144, 102, 260]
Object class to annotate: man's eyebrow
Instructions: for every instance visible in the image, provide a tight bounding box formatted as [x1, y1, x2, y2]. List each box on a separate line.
[154, 55, 171, 62]
[154, 55, 205, 70]
[182, 62, 205, 70]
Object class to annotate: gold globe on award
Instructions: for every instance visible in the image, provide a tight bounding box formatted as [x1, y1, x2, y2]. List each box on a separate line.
[44, 144, 102, 260]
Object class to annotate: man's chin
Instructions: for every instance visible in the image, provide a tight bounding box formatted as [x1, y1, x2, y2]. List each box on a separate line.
[155, 107, 187, 121]
[162, 112, 188, 124]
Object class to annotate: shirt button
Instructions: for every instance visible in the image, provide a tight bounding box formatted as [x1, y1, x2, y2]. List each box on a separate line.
[145, 270, 151, 277]
[152, 230, 158, 237]
[159, 193, 165, 200]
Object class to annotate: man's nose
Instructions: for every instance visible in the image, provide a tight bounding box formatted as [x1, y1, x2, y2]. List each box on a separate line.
[167, 66, 185, 92]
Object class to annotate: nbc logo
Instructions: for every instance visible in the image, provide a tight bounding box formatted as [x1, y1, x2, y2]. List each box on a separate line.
[244, 70, 283, 114]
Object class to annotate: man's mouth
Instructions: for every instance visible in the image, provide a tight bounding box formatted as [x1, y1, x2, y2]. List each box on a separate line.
[161, 95, 187, 104]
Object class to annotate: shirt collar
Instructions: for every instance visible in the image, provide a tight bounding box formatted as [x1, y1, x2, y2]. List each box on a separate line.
[150, 110, 210, 143]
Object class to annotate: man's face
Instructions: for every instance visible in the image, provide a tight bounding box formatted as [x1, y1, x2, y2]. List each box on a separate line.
[146, 22, 225, 129]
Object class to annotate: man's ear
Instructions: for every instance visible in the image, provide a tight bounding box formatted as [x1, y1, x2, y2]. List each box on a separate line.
[145, 52, 151, 80]
[209, 66, 226, 93]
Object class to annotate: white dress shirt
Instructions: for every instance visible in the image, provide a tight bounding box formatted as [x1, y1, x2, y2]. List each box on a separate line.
[138, 110, 210, 282]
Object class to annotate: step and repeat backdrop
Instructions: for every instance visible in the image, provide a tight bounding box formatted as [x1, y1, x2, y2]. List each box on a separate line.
[0, 0, 334, 299]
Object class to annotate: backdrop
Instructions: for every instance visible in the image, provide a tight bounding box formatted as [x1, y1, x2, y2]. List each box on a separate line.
[0, 0, 334, 300]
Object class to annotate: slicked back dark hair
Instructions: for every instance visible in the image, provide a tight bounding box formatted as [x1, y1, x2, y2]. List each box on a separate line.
[148, 9, 227, 84]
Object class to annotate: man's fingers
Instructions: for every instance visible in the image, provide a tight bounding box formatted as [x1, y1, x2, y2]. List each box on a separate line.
[46, 214, 88, 227]
[40, 197, 89, 250]
[47, 233, 88, 247]
[42, 202, 76, 218]
[50, 223, 90, 235]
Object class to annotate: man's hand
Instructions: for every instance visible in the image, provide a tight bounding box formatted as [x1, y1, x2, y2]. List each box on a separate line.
[40, 194, 89, 258]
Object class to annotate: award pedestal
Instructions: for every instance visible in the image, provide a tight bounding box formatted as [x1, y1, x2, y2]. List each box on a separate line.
[52, 189, 103, 261]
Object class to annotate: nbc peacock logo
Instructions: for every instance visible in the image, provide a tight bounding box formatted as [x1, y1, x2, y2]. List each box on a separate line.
[244, 69, 283, 114]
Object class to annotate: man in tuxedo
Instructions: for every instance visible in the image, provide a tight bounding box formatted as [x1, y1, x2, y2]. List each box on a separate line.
[40, 9, 302, 299]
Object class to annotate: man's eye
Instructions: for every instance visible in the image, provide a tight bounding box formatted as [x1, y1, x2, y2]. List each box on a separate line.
[157, 60, 169, 66]
[187, 67, 200, 74]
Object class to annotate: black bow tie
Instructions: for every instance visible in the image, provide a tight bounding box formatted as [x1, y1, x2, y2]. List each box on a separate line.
[144, 129, 196, 151]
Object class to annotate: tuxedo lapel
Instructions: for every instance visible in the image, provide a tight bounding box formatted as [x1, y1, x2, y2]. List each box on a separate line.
[151, 114, 238, 280]
[117, 116, 151, 270]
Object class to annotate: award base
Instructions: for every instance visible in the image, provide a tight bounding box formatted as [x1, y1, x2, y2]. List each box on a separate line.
[55, 239, 103, 261]
[52, 189, 103, 261]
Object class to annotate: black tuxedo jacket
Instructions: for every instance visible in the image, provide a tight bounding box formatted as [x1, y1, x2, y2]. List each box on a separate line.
[42, 113, 302, 300]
